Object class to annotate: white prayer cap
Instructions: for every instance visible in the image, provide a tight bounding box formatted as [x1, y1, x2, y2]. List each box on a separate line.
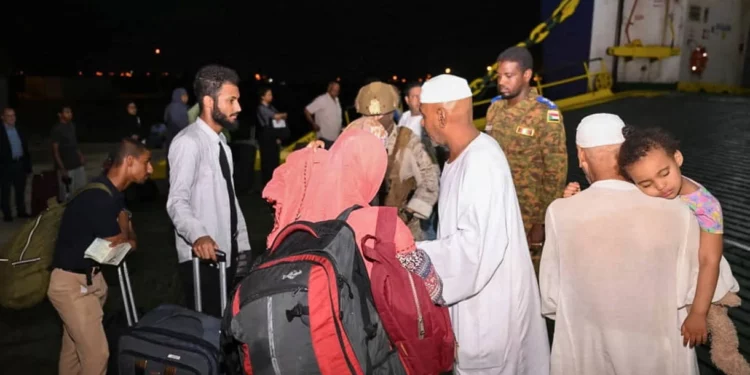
[420, 74, 473, 104]
[575, 113, 626, 148]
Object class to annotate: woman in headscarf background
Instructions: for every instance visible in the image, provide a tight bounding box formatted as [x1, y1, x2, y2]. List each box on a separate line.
[256, 87, 289, 187]
[263, 129, 444, 303]
[163, 87, 190, 153]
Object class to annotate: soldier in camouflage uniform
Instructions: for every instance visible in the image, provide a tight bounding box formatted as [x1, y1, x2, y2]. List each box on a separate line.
[485, 47, 568, 269]
[331, 82, 440, 240]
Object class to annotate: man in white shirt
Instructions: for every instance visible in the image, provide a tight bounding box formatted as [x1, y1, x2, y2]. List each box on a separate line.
[416, 74, 550, 375]
[304, 81, 342, 148]
[539, 113, 701, 375]
[397, 81, 424, 138]
[167, 64, 251, 317]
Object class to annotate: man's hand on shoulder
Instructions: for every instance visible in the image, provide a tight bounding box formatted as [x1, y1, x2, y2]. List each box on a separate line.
[193, 235, 219, 261]
[562, 182, 581, 198]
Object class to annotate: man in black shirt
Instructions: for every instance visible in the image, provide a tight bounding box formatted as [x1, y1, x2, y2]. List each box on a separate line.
[47, 138, 152, 375]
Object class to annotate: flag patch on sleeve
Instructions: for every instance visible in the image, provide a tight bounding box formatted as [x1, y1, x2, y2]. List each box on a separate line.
[547, 110, 560, 123]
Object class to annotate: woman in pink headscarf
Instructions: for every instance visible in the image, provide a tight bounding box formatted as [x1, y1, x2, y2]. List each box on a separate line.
[263, 129, 443, 303]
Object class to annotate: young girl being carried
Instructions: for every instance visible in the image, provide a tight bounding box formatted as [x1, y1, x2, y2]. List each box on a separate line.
[565, 126, 746, 374]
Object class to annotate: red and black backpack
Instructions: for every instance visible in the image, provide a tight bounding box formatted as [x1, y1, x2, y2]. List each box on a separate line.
[220, 205, 454, 375]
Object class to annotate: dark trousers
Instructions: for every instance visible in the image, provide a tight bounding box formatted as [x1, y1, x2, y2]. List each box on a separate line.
[258, 130, 281, 187]
[179, 260, 236, 318]
[1, 161, 27, 219]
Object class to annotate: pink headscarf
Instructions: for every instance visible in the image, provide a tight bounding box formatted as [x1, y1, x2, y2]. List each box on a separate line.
[263, 130, 443, 302]
[263, 129, 415, 255]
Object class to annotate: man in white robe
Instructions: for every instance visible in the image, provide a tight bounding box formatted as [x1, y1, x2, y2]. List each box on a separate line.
[416, 74, 550, 375]
[539, 113, 701, 375]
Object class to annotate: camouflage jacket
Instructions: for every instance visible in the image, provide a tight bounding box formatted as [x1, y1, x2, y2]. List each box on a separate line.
[385, 126, 440, 221]
[485, 88, 568, 227]
[345, 116, 440, 221]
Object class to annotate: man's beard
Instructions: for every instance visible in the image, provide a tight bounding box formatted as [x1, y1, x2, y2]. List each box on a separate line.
[212, 102, 239, 131]
[499, 87, 520, 100]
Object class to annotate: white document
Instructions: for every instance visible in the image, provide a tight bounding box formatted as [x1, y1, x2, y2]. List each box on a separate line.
[272, 119, 287, 129]
[84, 238, 132, 266]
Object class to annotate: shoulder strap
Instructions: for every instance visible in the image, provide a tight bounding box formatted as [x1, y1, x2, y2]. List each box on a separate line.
[65, 182, 112, 206]
[336, 205, 363, 221]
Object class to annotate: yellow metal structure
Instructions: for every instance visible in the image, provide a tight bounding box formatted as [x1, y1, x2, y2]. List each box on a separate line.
[606, 40, 680, 60]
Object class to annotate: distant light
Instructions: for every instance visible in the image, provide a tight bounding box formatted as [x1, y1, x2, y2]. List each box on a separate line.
[78, 71, 83, 76]
[691, 66, 697, 71]
[254, 73, 261, 81]
[280, 81, 287, 86]
[426, 74, 432, 79]
[146, 72, 151, 77]
[120, 72, 125, 77]
[155, 48, 161, 55]
[486, 66, 492, 72]
[445, 68, 451, 74]
[95, 71, 103, 77]
[162, 72, 169, 77]
[401, 78, 406, 83]
[336, 77, 341, 82]
[418, 78, 423, 82]
[268, 78, 273, 83]
[392, 75, 398, 81]
[702, 52, 707, 57]
[108, 72, 115, 76]
[18, 71, 23, 75]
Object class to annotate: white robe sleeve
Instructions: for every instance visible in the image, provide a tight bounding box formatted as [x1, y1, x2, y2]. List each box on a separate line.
[418, 159, 509, 305]
[539, 204, 560, 320]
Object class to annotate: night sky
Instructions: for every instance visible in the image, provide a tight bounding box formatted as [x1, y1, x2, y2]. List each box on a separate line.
[5, 0, 540, 83]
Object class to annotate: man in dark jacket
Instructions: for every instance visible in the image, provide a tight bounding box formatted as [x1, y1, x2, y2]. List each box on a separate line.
[0, 107, 32, 221]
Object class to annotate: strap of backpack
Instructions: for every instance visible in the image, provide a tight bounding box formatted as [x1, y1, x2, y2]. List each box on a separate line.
[335, 205, 362, 221]
[65, 182, 112, 206]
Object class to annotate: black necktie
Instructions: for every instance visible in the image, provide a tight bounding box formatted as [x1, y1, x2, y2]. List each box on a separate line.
[218, 142, 239, 258]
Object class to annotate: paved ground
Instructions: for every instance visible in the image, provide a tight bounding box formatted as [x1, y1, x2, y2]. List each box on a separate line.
[0, 92, 749, 374]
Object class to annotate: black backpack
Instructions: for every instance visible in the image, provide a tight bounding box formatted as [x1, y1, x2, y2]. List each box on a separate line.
[220, 206, 406, 374]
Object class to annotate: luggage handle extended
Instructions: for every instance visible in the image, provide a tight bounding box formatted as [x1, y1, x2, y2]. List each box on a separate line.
[117, 260, 139, 327]
[192, 250, 228, 315]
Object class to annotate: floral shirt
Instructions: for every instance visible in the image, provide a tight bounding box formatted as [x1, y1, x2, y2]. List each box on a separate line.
[679, 177, 723, 234]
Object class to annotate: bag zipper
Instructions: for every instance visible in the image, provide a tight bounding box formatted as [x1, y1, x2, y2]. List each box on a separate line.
[406, 272, 425, 339]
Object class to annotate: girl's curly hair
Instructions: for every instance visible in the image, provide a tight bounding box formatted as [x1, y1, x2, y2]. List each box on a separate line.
[618, 126, 680, 177]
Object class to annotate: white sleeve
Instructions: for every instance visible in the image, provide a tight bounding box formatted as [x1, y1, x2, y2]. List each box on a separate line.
[305, 96, 323, 114]
[166, 136, 210, 245]
[418, 159, 509, 305]
[539, 204, 560, 319]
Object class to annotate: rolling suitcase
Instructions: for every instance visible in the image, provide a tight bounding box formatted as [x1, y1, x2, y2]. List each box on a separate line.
[117, 251, 228, 375]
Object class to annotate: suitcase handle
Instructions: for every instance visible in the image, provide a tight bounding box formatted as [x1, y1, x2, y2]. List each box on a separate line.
[192, 250, 228, 315]
[118, 260, 139, 327]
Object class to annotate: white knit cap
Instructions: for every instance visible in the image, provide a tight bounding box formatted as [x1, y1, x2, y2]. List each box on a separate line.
[575, 113, 626, 148]
[420, 74, 473, 104]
